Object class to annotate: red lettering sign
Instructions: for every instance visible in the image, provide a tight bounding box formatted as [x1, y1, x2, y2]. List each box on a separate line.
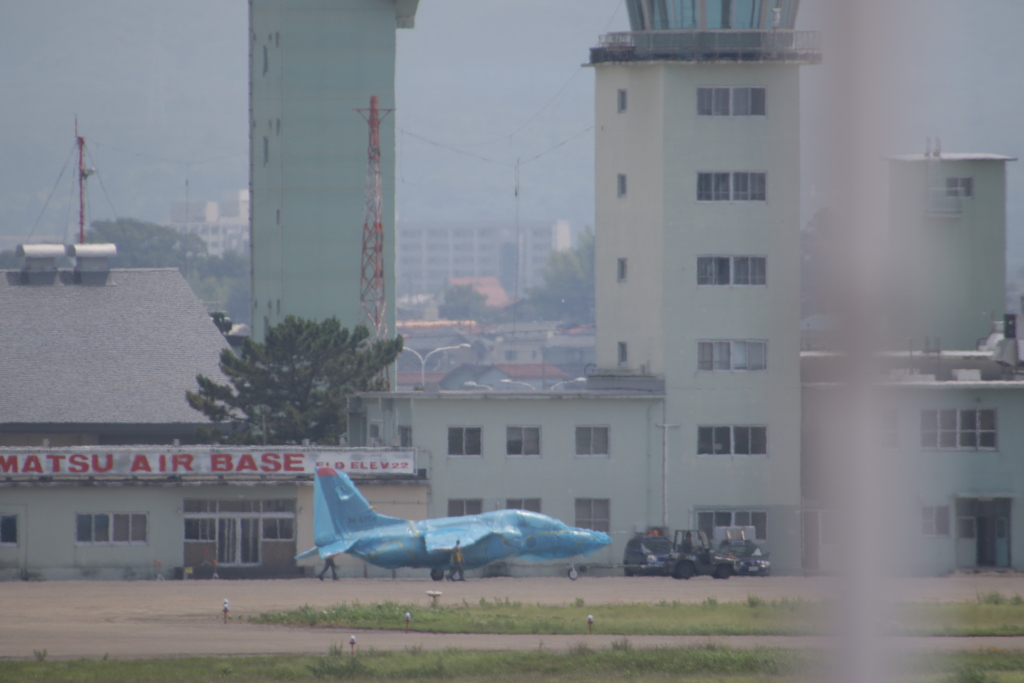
[0, 455, 17, 473]
[130, 454, 152, 472]
[237, 454, 257, 472]
[173, 454, 194, 472]
[22, 455, 43, 473]
[92, 454, 114, 472]
[45, 454, 66, 472]
[261, 453, 281, 472]
[68, 454, 89, 473]
[283, 453, 303, 472]
[211, 453, 232, 472]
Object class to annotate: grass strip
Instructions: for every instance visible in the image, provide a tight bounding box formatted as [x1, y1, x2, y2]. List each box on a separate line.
[0, 644, 809, 682]
[250, 597, 817, 636]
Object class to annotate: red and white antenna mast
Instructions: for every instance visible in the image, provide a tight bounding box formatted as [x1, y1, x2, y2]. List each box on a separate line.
[356, 96, 393, 387]
[75, 117, 90, 245]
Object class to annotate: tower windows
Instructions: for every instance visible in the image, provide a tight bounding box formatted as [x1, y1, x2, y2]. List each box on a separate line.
[618, 342, 628, 366]
[697, 87, 766, 116]
[697, 256, 766, 286]
[617, 88, 628, 113]
[617, 173, 628, 198]
[698, 340, 767, 371]
[697, 426, 768, 456]
[946, 177, 973, 198]
[697, 172, 766, 202]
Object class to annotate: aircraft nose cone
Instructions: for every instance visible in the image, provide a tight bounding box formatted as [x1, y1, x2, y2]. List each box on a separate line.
[580, 529, 612, 555]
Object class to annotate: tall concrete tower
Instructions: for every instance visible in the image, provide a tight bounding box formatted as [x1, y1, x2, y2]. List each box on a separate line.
[887, 152, 1015, 351]
[589, 0, 819, 572]
[250, 0, 419, 339]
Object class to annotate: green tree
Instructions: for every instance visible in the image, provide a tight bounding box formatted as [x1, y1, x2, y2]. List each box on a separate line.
[438, 283, 491, 322]
[526, 228, 595, 324]
[88, 217, 208, 269]
[187, 316, 403, 445]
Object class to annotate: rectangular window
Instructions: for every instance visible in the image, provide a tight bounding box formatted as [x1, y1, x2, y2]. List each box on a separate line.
[399, 425, 413, 448]
[261, 518, 295, 540]
[617, 88, 627, 113]
[697, 509, 768, 540]
[448, 499, 483, 517]
[698, 426, 767, 456]
[697, 256, 766, 286]
[946, 177, 973, 198]
[920, 409, 996, 450]
[697, 173, 714, 201]
[575, 498, 610, 532]
[618, 342, 628, 366]
[506, 426, 541, 456]
[0, 515, 16, 545]
[697, 87, 765, 116]
[507, 498, 541, 513]
[617, 173, 627, 198]
[76, 513, 147, 544]
[922, 506, 951, 537]
[184, 518, 217, 541]
[713, 172, 731, 200]
[576, 426, 610, 456]
[697, 172, 766, 201]
[697, 340, 767, 371]
[448, 427, 483, 456]
[617, 258, 627, 282]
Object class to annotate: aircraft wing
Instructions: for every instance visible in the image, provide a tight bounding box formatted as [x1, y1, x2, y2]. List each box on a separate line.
[423, 522, 494, 553]
[295, 536, 358, 561]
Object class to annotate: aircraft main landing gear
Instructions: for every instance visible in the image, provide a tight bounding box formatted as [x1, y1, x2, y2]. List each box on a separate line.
[567, 564, 579, 580]
[430, 568, 444, 581]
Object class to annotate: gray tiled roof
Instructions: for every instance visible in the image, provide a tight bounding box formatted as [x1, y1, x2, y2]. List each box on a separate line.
[0, 268, 228, 426]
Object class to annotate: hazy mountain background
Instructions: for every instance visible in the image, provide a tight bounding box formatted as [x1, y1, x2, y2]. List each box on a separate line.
[2, 0, 1023, 274]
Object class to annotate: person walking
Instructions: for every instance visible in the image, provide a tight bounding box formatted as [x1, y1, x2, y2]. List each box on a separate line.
[318, 554, 338, 581]
[449, 540, 465, 581]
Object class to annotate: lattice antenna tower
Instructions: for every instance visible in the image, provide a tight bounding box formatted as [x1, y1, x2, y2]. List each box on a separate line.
[356, 96, 393, 386]
[357, 96, 393, 338]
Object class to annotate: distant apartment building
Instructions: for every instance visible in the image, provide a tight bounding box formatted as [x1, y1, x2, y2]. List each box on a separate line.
[169, 190, 250, 257]
[396, 220, 571, 297]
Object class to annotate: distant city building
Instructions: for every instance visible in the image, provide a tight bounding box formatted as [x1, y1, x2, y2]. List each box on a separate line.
[396, 220, 571, 297]
[168, 190, 250, 257]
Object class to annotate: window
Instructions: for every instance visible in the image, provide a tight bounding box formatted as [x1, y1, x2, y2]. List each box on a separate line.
[263, 136, 269, 165]
[185, 518, 216, 541]
[922, 506, 951, 537]
[920, 409, 996, 450]
[618, 342, 628, 366]
[697, 426, 767, 456]
[575, 498, 610, 532]
[399, 425, 413, 448]
[262, 45, 268, 75]
[697, 256, 766, 286]
[617, 258, 627, 282]
[697, 172, 766, 201]
[697, 340, 767, 371]
[697, 87, 766, 116]
[946, 177, 973, 198]
[617, 88, 627, 113]
[617, 173, 627, 198]
[697, 509, 768, 540]
[0, 515, 16, 545]
[506, 426, 541, 456]
[262, 517, 295, 540]
[507, 498, 541, 513]
[448, 427, 482, 456]
[576, 426, 610, 456]
[76, 513, 148, 544]
[448, 499, 483, 516]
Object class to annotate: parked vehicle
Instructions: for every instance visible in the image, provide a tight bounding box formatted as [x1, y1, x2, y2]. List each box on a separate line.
[623, 535, 674, 576]
[668, 529, 734, 579]
[719, 539, 771, 576]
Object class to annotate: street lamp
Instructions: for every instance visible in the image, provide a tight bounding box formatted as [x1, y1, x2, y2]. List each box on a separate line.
[402, 343, 471, 387]
[549, 377, 587, 391]
[499, 379, 535, 390]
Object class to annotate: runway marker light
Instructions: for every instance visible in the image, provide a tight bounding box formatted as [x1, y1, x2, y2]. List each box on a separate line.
[587, 614, 594, 635]
[349, 635, 357, 655]
[405, 612, 412, 633]
[223, 599, 230, 624]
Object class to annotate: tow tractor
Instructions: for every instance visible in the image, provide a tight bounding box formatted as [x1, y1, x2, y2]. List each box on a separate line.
[667, 529, 734, 579]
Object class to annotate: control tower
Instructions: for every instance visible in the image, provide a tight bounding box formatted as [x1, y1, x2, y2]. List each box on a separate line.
[589, 0, 820, 573]
[250, 0, 419, 340]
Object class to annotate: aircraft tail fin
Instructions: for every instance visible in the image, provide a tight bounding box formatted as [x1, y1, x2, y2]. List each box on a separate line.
[313, 467, 402, 547]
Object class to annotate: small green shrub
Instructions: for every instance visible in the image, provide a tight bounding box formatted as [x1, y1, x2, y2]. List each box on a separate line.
[978, 591, 1006, 605]
[747, 594, 766, 608]
[611, 638, 633, 652]
[702, 596, 718, 608]
[574, 597, 585, 608]
[32, 649, 46, 662]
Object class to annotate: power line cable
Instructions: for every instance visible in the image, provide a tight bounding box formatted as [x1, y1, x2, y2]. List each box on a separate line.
[26, 143, 77, 242]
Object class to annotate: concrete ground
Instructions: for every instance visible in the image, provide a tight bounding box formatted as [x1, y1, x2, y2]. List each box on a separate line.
[2, 574, 1024, 660]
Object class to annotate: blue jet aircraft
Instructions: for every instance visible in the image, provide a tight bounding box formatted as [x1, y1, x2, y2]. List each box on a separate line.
[297, 468, 612, 580]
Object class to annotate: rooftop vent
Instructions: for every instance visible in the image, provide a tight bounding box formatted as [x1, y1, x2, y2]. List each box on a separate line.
[65, 243, 116, 285]
[15, 243, 64, 284]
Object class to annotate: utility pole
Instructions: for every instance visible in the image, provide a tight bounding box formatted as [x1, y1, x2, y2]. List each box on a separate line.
[656, 423, 680, 530]
[75, 117, 92, 245]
